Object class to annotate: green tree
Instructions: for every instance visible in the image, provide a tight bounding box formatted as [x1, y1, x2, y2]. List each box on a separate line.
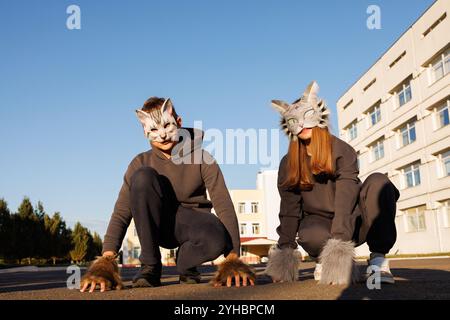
[0, 198, 10, 224]
[34, 201, 49, 260]
[16, 197, 38, 264]
[0, 198, 11, 258]
[59, 222, 73, 262]
[91, 232, 103, 258]
[34, 201, 46, 222]
[70, 222, 90, 264]
[44, 212, 73, 264]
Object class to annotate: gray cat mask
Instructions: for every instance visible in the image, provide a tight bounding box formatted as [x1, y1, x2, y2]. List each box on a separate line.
[271, 81, 330, 141]
[135, 98, 179, 143]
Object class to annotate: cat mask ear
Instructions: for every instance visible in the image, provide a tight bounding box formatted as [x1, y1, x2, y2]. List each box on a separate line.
[301, 80, 320, 104]
[135, 109, 150, 125]
[271, 100, 290, 114]
[161, 98, 174, 116]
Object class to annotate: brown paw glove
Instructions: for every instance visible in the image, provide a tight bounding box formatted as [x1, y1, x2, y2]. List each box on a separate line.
[210, 252, 256, 287]
[80, 255, 123, 291]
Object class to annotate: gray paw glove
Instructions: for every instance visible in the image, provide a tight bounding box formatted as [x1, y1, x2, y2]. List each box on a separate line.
[265, 244, 301, 282]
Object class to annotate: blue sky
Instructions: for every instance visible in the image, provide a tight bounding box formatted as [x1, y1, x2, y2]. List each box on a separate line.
[0, 0, 434, 236]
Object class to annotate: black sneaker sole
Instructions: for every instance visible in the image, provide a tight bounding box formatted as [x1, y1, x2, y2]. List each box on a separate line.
[132, 278, 161, 288]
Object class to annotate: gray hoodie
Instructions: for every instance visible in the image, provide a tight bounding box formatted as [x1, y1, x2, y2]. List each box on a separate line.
[102, 128, 240, 255]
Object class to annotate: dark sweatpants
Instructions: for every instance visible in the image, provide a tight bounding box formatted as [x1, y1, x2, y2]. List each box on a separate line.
[297, 173, 400, 258]
[129, 166, 233, 274]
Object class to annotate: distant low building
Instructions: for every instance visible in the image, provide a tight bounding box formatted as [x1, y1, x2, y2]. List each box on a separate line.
[228, 188, 277, 264]
[121, 219, 177, 266]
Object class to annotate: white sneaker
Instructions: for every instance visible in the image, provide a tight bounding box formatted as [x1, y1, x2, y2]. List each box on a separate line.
[367, 254, 395, 284]
[314, 263, 322, 281]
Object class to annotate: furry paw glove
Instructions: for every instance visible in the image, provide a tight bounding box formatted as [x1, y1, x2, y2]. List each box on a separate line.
[80, 255, 123, 291]
[211, 252, 256, 287]
[265, 245, 301, 282]
[318, 238, 359, 285]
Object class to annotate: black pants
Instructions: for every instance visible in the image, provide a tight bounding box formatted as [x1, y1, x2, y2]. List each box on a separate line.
[297, 173, 400, 258]
[129, 167, 233, 274]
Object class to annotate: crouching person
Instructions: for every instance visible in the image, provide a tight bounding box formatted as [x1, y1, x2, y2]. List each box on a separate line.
[80, 97, 255, 293]
[265, 81, 400, 285]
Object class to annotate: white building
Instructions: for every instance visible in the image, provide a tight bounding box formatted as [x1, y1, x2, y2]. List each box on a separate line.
[336, 0, 450, 256]
[228, 188, 276, 264]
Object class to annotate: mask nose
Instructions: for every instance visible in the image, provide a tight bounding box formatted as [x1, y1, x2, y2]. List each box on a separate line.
[159, 129, 166, 140]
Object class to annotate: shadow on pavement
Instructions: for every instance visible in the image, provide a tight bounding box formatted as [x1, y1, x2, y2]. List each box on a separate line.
[337, 267, 450, 300]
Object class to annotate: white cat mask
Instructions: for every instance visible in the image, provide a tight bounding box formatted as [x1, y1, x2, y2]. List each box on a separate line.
[135, 98, 179, 143]
[271, 81, 330, 141]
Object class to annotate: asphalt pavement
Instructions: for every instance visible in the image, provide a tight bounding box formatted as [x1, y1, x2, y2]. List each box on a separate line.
[0, 258, 449, 300]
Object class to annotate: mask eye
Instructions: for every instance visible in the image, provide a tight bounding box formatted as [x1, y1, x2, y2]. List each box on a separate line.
[150, 128, 158, 132]
[304, 110, 315, 118]
[164, 123, 171, 129]
[287, 118, 298, 126]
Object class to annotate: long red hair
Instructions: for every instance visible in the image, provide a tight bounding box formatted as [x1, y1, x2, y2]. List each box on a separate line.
[282, 127, 334, 190]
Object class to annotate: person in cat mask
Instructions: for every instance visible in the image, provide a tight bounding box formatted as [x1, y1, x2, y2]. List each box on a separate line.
[80, 97, 255, 292]
[265, 81, 400, 285]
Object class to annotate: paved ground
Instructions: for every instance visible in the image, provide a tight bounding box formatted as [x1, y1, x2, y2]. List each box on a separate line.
[0, 258, 449, 300]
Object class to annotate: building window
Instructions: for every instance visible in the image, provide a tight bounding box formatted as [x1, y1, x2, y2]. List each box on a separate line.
[397, 81, 412, 107]
[168, 249, 177, 259]
[369, 105, 381, 126]
[370, 139, 384, 162]
[401, 162, 421, 189]
[252, 223, 260, 235]
[363, 78, 376, 92]
[240, 223, 247, 235]
[430, 48, 450, 83]
[251, 202, 259, 213]
[238, 202, 246, 214]
[423, 12, 447, 37]
[404, 206, 426, 232]
[436, 150, 450, 178]
[343, 99, 353, 110]
[389, 51, 406, 69]
[441, 200, 450, 228]
[347, 121, 358, 141]
[435, 102, 449, 129]
[132, 246, 141, 259]
[398, 120, 416, 148]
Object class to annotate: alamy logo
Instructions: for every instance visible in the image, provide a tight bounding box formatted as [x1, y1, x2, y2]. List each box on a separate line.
[66, 265, 81, 289]
[169, 121, 280, 168]
[367, 5, 381, 30]
[366, 265, 381, 290]
[66, 5, 81, 30]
